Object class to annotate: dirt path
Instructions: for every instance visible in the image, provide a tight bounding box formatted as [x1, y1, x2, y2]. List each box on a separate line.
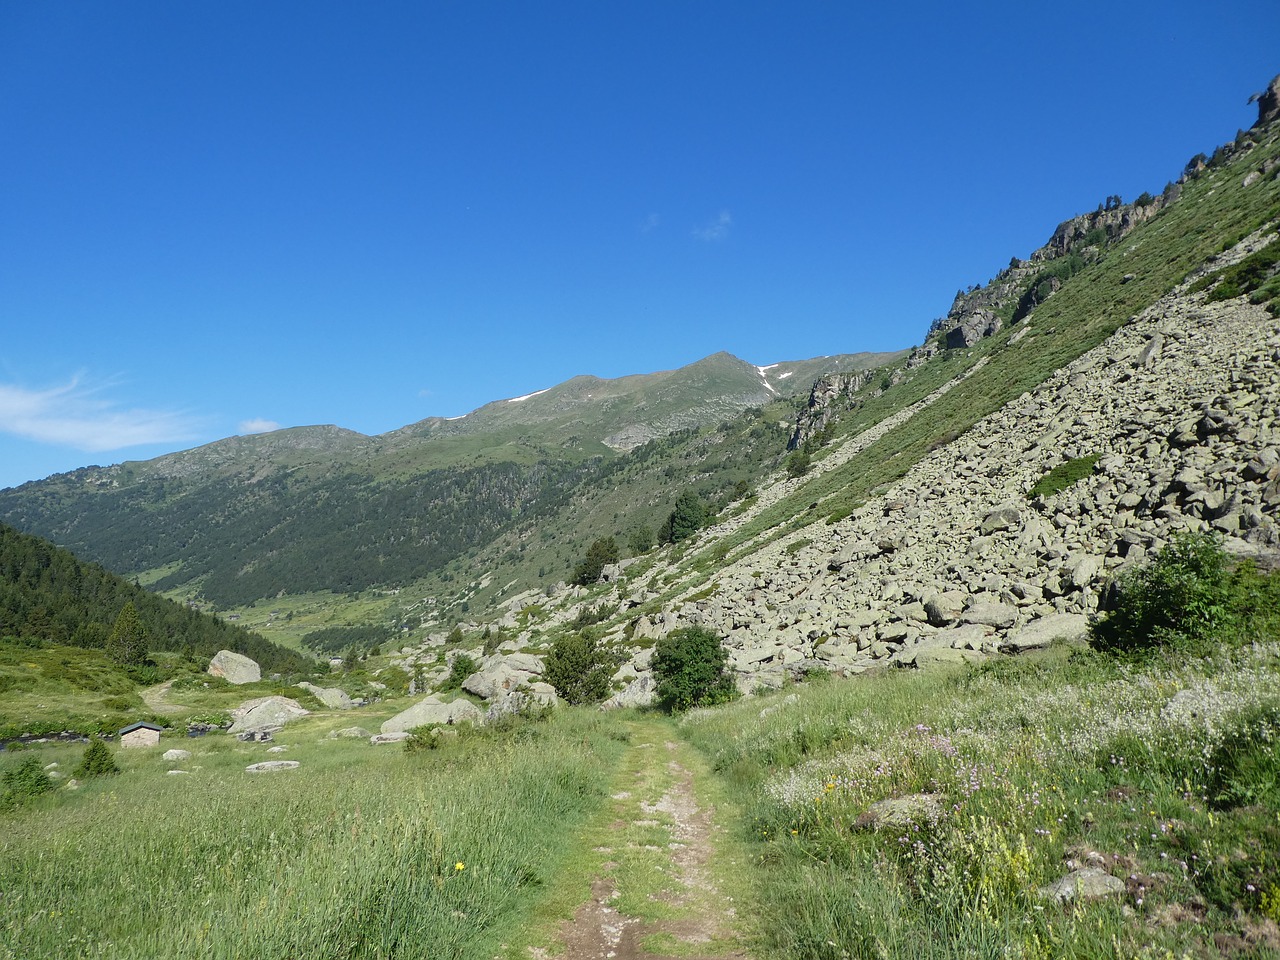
[139, 679, 186, 716]
[534, 720, 750, 960]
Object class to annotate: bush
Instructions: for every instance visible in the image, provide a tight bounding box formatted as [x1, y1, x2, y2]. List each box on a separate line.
[651, 626, 737, 712]
[786, 450, 812, 478]
[74, 739, 120, 779]
[1090, 532, 1236, 657]
[1, 756, 55, 810]
[542, 633, 618, 705]
[627, 523, 654, 555]
[439, 653, 477, 692]
[658, 491, 709, 545]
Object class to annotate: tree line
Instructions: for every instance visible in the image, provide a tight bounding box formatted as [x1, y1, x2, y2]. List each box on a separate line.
[0, 523, 310, 672]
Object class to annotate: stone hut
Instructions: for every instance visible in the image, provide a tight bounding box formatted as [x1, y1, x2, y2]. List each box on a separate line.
[118, 721, 163, 749]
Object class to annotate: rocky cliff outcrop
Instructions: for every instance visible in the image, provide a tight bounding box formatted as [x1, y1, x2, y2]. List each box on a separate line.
[789, 370, 875, 450]
[1254, 74, 1280, 129]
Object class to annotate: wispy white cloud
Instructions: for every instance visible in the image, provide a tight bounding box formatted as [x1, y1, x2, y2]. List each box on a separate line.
[238, 418, 280, 435]
[0, 376, 202, 452]
[640, 212, 661, 234]
[693, 210, 732, 241]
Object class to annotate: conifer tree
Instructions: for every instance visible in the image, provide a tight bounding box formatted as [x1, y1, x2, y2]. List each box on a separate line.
[106, 601, 148, 666]
[75, 739, 120, 778]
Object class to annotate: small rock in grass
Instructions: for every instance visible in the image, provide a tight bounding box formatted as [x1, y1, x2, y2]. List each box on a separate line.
[1038, 867, 1126, 903]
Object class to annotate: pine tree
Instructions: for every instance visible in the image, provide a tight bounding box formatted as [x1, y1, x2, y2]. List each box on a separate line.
[572, 536, 620, 586]
[106, 601, 148, 666]
[75, 739, 120, 778]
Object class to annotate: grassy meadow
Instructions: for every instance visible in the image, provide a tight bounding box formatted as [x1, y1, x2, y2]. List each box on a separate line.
[681, 639, 1280, 959]
[4, 539, 1280, 959]
[0, 708, 630, 960]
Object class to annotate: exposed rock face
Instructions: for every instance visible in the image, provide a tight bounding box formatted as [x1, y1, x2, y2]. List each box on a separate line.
[297, 682, 354, 710]
[1000, 614, 1089, 652]
[944, 308, 1002, 349]
[462, 657, 536, 700]
[228, 696, 309, 733]
[1038, 868, 1126, 903]
[380, 696, 483, 733]
[1254, 73, 1280, 129]
[208, 650, 261, 685]
[602, 675, 657, 710]
[1040, 202, 1163, 260]
[790, 370, 875, 450]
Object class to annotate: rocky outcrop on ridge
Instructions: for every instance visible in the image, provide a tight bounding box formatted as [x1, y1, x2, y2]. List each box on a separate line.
[789, 370, 876, 450]
[1253, 74, 1280, 130]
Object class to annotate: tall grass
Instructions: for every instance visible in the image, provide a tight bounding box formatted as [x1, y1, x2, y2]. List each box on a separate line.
[0, 709, 629, 960]
[680, 640, 1280, 958]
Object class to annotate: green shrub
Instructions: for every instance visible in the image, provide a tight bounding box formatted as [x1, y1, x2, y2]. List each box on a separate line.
[1205, 705, 1280, 809]
[659, 491, 708, 544]
[784, 538, 813, 557]
[786, 450, 812, 478]
[1, 756, 55, 809]
[543, 633, 617, 705]
[74, 739, 120, 779]
[439, 653, 477, 692]
[651, 626, 737, 712]
[570, 602, 612, 631]
[1090, 532, 1236, 656]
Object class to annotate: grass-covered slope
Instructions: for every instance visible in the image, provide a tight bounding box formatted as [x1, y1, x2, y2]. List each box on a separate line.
[680, 634, 1280, 958]
[638, 120, 1280, 602]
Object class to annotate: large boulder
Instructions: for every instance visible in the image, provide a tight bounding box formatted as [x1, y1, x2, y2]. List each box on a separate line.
[484, 688, 556, 723]
[501, 653, 546, 674]
[245, 760, 300, 773]
[603, 675, 657, 710]
[381, 696, 483, 733]
[1001, 613, 1090, 652]
[297, 682, 354, 710]
[329, 726, 372, 739]
[228, 696, 310, 733]
[960, 600, 1018, 629]
[208, 650, 261, 685]
[1038, 868, 1125, 903]
[461, 659, 534, 700]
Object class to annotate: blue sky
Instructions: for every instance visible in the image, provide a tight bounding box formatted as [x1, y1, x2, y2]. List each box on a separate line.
[1, 2, 1277, 490]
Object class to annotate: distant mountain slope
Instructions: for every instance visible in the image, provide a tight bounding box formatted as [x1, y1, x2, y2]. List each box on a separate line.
[0, 350, 901, 608]
[383, 350, 903, 451]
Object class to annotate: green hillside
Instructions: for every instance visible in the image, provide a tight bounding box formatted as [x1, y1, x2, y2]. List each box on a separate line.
[0, 350, 898, 613]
